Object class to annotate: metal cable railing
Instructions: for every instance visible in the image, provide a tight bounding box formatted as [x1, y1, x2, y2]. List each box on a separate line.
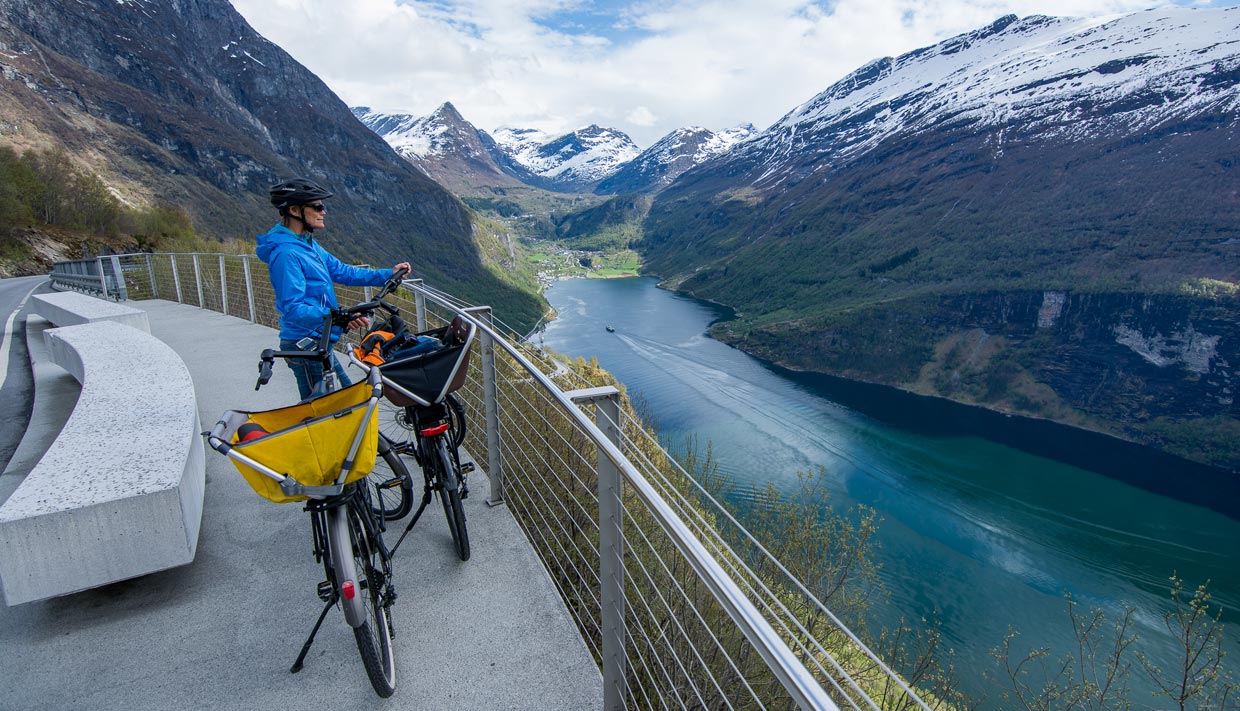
[56, 253, 938, 711]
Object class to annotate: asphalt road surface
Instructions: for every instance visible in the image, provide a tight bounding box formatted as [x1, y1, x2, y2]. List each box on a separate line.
[0, 275, 51, 473]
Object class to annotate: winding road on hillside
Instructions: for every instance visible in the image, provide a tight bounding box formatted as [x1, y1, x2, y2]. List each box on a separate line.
[0, 275, 49, 473]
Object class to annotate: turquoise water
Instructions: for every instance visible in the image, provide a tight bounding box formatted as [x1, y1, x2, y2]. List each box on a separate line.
[541, 276, 1240, 706]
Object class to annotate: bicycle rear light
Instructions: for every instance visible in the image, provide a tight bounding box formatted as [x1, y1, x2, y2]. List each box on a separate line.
[420, 423, 451, 437]
[342, 580, 356, 600]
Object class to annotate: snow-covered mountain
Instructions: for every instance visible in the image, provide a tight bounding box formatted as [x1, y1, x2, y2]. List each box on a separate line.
[357, 108, 644, 193]
[494, 124, 641, 192]
[596, 124, 756, 194]
[643, 5, 1240, 314]
[351, 103, 528, 191]
[491, 127, 552, 166]
[738, 8, 1240, 186]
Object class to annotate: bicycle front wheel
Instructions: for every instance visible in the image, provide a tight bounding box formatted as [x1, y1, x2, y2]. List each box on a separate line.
[347, 505, 397, 697]
[367, 434, 413, 521]
[436, 437, 470, 561]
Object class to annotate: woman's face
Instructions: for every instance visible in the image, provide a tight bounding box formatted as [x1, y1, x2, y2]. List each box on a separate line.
[294, 201, 327, 231]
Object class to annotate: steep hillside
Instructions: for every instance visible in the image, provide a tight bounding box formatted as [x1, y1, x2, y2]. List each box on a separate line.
[554, 194, 651, 251]
[0, 0, 542, 327]
[641, 8, 1240, 466]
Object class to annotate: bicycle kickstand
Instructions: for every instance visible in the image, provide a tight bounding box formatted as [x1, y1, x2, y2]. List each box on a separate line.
[389, 487, 433, 556]
[290, 596, 336, 673]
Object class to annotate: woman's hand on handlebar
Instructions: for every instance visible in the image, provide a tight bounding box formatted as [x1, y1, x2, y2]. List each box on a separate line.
[331, 307, 371, 331]
[375, 262, 411, 298]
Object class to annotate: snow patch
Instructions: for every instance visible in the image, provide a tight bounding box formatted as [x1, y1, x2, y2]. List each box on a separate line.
[1113, 324, 1220, 374]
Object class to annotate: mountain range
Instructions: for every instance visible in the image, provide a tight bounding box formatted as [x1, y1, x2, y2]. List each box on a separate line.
[2, 0, 1237, 467]
[359, 6, 1240, 468]
[644, 7, 1239, 308]
[354, 104, 754, 195]
[639, 7, 1240, 466]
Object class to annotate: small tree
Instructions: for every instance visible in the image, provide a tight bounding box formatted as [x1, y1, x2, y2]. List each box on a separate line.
[1138, 576, 1237, 711]
[992, 578, 1236, 711]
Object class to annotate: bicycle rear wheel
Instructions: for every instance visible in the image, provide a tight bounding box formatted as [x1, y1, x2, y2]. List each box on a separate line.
[436, 437, 470, 561]
[445, 392, 467, 449]
[346, 505, 397, 697]
[366, 434, 412, 521]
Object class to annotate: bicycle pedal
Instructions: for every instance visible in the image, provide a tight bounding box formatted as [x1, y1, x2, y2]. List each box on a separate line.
[460, 462, 476, 475]
[377, 477, 403, 490]
[316, 581, 333, 602]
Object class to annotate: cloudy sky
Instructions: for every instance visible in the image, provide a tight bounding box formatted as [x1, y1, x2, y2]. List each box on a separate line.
[229, 0, 1238, 147]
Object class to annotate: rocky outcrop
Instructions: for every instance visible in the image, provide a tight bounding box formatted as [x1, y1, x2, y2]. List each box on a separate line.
[728, 289, 1240, 467]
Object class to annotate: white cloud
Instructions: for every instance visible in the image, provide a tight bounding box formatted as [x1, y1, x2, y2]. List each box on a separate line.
[626, 106, 657, 126]
[228, 0, 1214, 147]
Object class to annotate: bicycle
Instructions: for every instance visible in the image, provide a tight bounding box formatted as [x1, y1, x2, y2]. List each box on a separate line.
[347, 291, 478, 562]
[204, 272, 413, 697]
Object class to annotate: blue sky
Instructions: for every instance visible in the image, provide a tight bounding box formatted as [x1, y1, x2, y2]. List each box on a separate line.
[231, 0, 1239, 147]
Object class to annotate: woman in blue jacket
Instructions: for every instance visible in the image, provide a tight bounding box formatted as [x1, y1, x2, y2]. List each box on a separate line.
[257, 177, 410, 400]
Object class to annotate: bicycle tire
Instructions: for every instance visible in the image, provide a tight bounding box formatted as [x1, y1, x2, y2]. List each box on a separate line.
[436, 437, 470, 561]
[366, 434, 413, 521]
[347, 504, 397, 697]
[445, 392, 467, 449]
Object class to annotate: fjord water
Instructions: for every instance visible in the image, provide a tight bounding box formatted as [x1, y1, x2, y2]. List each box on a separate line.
[542, 276, 1240, 705]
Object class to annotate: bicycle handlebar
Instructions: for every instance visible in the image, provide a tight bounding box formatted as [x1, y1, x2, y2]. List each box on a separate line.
[256, 350, 274, 390]
[253, 267, 410, 390]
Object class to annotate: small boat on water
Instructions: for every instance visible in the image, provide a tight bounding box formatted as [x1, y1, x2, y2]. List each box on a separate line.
[605, 325, 616, 333]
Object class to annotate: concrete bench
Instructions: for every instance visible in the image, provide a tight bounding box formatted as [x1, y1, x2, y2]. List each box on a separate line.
[32, 291, 149, 332]
[0, 320, 205, 605]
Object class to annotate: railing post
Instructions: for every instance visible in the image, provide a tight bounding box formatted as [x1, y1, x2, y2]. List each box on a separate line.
[108, 255, 128, 300]
[569, 386, 626, 711]
[145, 254, 157, 299]
[96, 257, 109, 299]
[243, 256, 257, 323]
[465, 305, 503, 506]
[219, 255, 228, 315]
[170, 255, 183, 304]
[192, 254, 204, 308]
[411, 279, 427, 332]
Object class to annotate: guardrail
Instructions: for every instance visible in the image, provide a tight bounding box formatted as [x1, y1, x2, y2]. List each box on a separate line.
[74, 252, 935, 711]
[48, 256, 131, 300]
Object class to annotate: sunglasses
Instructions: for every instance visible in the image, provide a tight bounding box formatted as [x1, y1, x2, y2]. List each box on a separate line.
[304, 203, 327, 213]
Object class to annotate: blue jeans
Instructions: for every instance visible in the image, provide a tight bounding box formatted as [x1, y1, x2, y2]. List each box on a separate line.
[280, 338, 351, 401]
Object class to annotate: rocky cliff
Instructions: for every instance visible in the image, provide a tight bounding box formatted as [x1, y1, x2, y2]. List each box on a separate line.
[0, 0, 542, 326]
[731, 288, 1240, 468]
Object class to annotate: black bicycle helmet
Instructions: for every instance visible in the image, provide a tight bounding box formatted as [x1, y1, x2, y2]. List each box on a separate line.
[269, 178, 333, 210]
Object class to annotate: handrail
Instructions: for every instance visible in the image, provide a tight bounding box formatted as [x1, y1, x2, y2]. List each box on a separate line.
[399, 280, 841, 711]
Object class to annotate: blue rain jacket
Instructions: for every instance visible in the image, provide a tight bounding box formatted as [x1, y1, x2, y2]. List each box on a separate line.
[255, 224, 393, 342]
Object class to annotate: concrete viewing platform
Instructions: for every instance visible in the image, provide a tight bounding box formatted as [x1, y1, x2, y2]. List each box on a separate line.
[0, 298, 603, 710]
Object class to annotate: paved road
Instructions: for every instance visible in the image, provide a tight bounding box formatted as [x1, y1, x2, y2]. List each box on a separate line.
[0, 275, 50, 473]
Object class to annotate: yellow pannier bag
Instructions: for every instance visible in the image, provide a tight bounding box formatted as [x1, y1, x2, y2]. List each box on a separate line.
[228, 381, 378, 503]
